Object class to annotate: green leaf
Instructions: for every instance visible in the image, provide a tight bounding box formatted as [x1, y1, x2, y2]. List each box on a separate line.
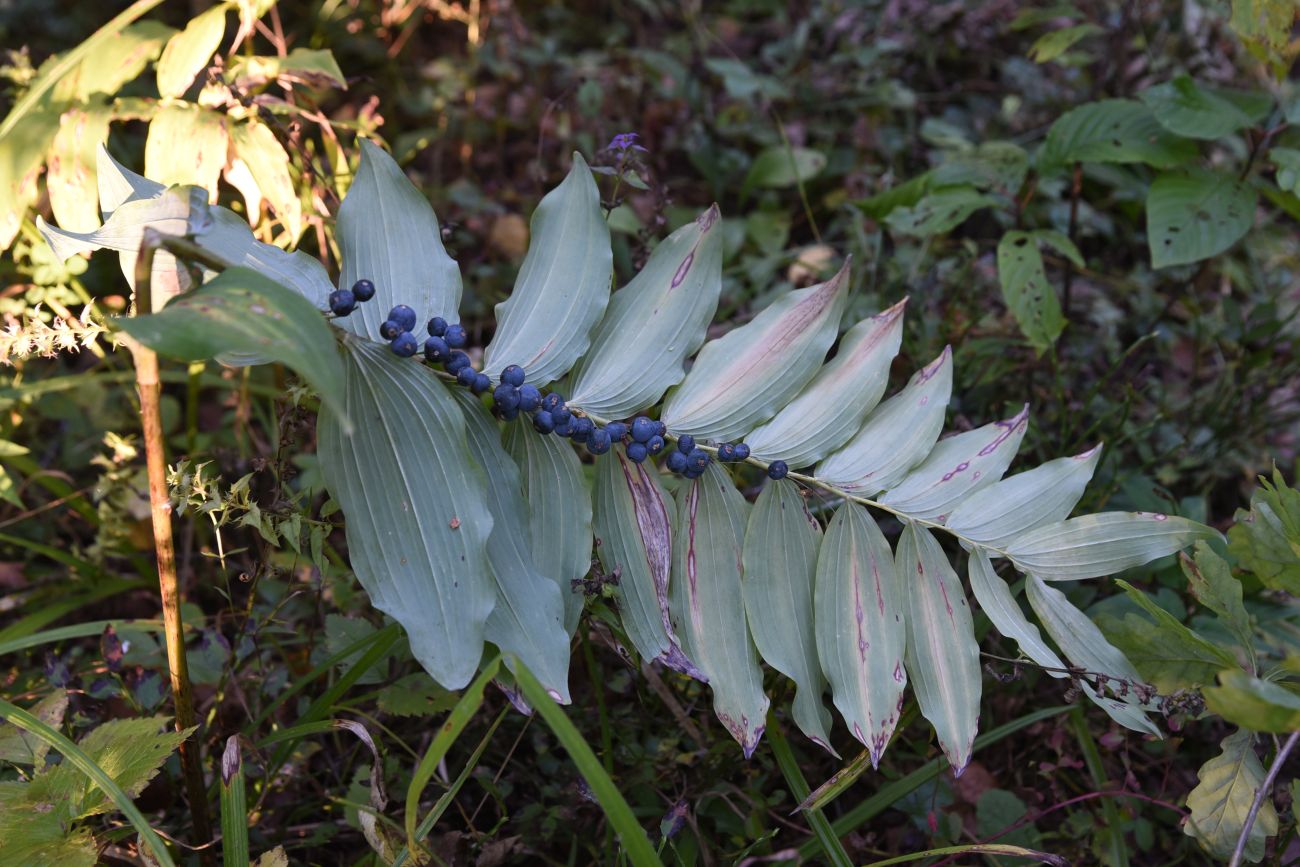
[482, 153, 612, 386]
[144, 103, 229, 197]
[46, 105, 113, 233]
[1271, 146, 1300, 194]
[1147, 169, 1257, 268]
[156, 3, 230, 98]
[885, 186, 999, 237]
[996, 230, 1067, 353]
[0, 784, 97, 867]
[230, 119, 303, 238]
[570, 206, 724, 418]
[0, 691, 67, 767]
[227, 47, 347, 90]
[662, 261, 850, 441]
[1028, 23, 1103, 63]
[947, 446, 1101, 549]
[1184, 729, 1277, 862]
[742, 480, 835, 754]
[1005, 512, 1220, 580]
[815, 347, 952, 494]
[1228, 469, 1300, 595]
[1182, 543, 1253, 651]
[316, 340, 495, 690]
[670, 462, 768, 756]
[931, 142, 1028, 192]
[743, 146, 827, 191]
[1140, 75, 1272, 140]
[1039, 99, 1196, 173]
[1229, 0, 1297, 57]
[856, 172, 931, 220]
[967, 550, 1066, 674]
[976, 789, 1041, 849]
[335, 139, 463, 343]
[114, 266, 348, 421]
[744, 299, 904, 467]
[900, 523, 981, 773]
[376, 673, 458, 717]
[0, 101, 60, 250]
[50, 20, 174, 103]
[1204, 670, 1300, 733]
[814, 502, 906, 767]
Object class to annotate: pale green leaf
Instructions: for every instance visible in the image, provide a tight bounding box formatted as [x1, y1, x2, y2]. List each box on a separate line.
[931, 142, 1028, 192]
[1140, 75, 1272, 140]
[1184, 729, 1277, 862]
[0, 103, 60, 250]
[1230, 0, 1297, 50]
[1039, 99, 1196, 173]
[1034, 228, 1084, 267]
[46, 105, 112, 233]
[1228, 470, 1300, 595]
[0, 785, 96, 867]
[230, 119, 303, 239]
[227, 47, 347, 90]
[967, 550, 1066, 674]
[96, 143, 164, 217]
[50, 21, 174, 103]
[885, 186, 998, 236]
[1005, 511, 1219, 580]
[1204, 670, 1300, 733]
[41, 715, 192, 818]
[482, 153, 612, 386]
[743, 146, 826, 191]
[156, 3, 230, 98]
[1147, 169, 1256, 268]
[1271, 146, 1300, 194]
[1182, 542, 1253, 651]
[144, 104, 229, 198]
[1028, 23, 1103, 62]
[996, 230, 1066, 353]
[0, 691, 67, 767]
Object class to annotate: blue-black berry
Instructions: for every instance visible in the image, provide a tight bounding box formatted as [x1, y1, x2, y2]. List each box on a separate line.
[587, 428, 611, 454]
[444, 324, 468, 348]
[677, 434, 695, 454]
[472, 373, 491, 394]
[767, 460, 789, 480]
[554, 417, 574, 437]
[717, 443, 737, 461]
[733, 443, 751, 460]
[380, 320, 403, 340]
[666, 450, 689, 473]
[351, 279, 375, 302]
[446, 351, 471, 374]
[423, 335, 450, 363]
[329, 288, 356, 316]
[626, 442, 649, 462]
[655, 420, 667, 438]
[541, 392, 564, 413]
[630, 417, 655, 443]
[494, 384, 520, 412]
[427, 316, 448, 336]
[391, 331, 418, 357]
[500, 365, 525, 387]
[646, 435, 665, 455]
[456, 366, 477, 388]
[518, 384, 542, 413]
[388, 305, 417, 332]
[686, 448, 710, 474]
[552, 406, 572, 426]
[605, 422, 628, 442]
[533, 410, 555, 434]
[571, 417, 594, 443]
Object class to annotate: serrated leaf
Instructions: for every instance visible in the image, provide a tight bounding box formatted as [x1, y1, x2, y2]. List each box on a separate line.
[743, 146, 826, 191]
[47, 105, 113, 233]
[931, 142, 1028, 192]
[997, 230, 1066, 353]
[1184, 729, 1277, 862]
[671, 463, 768, 756]
[1005, 512, 1219, 580]
[504, 423, 592, 634]
[482, 154, 612, 386]
[591, 446, 700, 677]
[1140, 75, 1272, 140]
[815, 502, 907, 766]
[1228, 470, 1300, 595]
[899, 523, 981, 773]
[885, 186, 998, 236]
[41, 715, 192, 818]
[1182, 542, 1253, 651]
[662, 260, 850, 440]
[1147, 169, 1256, 268]
[815, 346, 952, 492]
[455, 394, 571, 702]
[947, 446, 1101, 548]
[0, 691, 67, 767]
[881, 406, 1028, 521]
[335, 139, 462, 343]
[967, 550, 1066, 673]
[570, 205, 723, 418]
[316, 340, 496, 690]
[156, 3, 230, 98]
[744, 299, 905, 467]
[1028, 23, 1103, 62]
[742, 480, 835, 754]
[1204, 670, 1300, 733]
[144, 104, 229, 199]
[230, 119, 302, 239]
[0, 785, 96, 867]
[1039, 99, 1196, 174]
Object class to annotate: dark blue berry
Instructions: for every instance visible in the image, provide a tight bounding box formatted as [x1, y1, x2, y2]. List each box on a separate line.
[518, 384, 542, 413]
[446, 350, 471, 373]
[626, 442, 649, 462]
[552, 406, 572, 426]
[767, 460, 789, 480]
[541, 392, 564, 413]
[717, 443, 737, 461]
[380, 320, 403, 340]
[423, 335, 450, 363]
[497, 405, 520, 421]
[444, 324, 468, 348]
[655, 420, 667, 437]
[390, 331, 418, 357]
[351, 279, 375, 301]
[666, 451, 689, 473]
[472, 373, 491, 394]
[687, 448, 710, 473]
[494, 384, 520, 411]
[388, 305, 417, 332]
[605, 422, 628, 442]
[646, 435, 665, 455]
[456, 366, 478, 388]
[554, 418, 574, 437]
[733, 443, 751, 460]
[630, 417, 655, 443]
[587, 428, 612, 454]
[533, 410, 555, 434]
[571, 417, 594, 443]
[677, 434, 695, 454]
[501, 365, 525, 387]
[427, 316, 448, 336]
[329, 288, 356, 316]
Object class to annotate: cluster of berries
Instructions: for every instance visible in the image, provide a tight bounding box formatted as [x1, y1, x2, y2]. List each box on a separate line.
[328, 279, 377, 316]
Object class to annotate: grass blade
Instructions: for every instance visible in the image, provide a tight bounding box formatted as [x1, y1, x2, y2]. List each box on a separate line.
[862, 843, 1067, 865]
[766, 714, 852, 867]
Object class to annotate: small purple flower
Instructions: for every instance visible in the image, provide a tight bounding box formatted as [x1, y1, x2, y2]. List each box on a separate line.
[606, 132, 648, 153]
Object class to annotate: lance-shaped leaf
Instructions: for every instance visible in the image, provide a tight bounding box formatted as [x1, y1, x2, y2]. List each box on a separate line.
[482, 154, 612, 386]
[947, 446, 1101, 549]
[815, 347, 952, 491]
[569, 206, 724, 417]
[661, 260, 851, 440]
[504, 422, 592, 634]
[144, 104, 228, 199]
[671, 463, 768, 755]
[1025, 574, 1160, 735]
[454, 394, 571, 702]
[317, 340, 496, 690]
[591, 447, 700, 677]
[1184, 729, 1277, 863]
[880, 406, 1028, 521]
[744, 299, 905, 467]
[967, 549, 1066, 675]
[335, 139, 463, 342]
[1005, 512, 1219, 580]
[742, 480, 835, 753]
[814, 501, 906, 766]
[156, 2, 229, 98]
[899, 523, 981, 773]
[47, 105, 113, 233]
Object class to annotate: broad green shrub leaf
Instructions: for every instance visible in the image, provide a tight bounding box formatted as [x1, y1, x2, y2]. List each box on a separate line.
[967, 550, 1066, 673]
[1184, 729, 1276, 862]
[900, 523, 981, 773]
[114, 266, 347, 420]
[815, 346, 952, 491]
[743, 146, 826, 191]
[1005, 512, 1219, 580]
[814, 502, 906, 767]
[317, 340, 495, 690]
[0, 691, 67, 767]
[1147, 169, 1256, 268]
[227, 47, 347, 90]
[455, 395, 571, 702]
[1228, 469, 1300, 594]
[1028, 23, 1103, 62]
[996, 230, 1067, 353]
[0, 104, 60, 250]
[0, 784, 96, 867]
[1204, 670, 1300, 733]
[1182, 543, 1253, 651]
[591, 447, 699, 677]
[50, 21, 174, 103]
[857, 171, 931, 219]
[156, 3, 230, 98]
[947, 446, 1101, 548]
[1025, 574, 1160, 735]
[335, 139, 463, 343]
[504, 423, 591, 634]
[144, 104, 228, 197]
[661, 260, 849, 440]
[482, 154, 612, 386]
[1139, 75, 1272, 140]
[931, 142, 1028, 192]
[885, 186, 998, 236]
[47, 105, 112, 233]
[742, 480, 835, 754]
[1039, 99, 1196, 173]
[880, 406, 1028, 521]
[570, 205, 724, 418]
[744, 300, 904, 467]
[670, 463, 768, 756]
[230, 119, 303, 239]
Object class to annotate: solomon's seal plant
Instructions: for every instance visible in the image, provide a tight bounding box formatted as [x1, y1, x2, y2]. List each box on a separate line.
[40, 139, 1219, 768]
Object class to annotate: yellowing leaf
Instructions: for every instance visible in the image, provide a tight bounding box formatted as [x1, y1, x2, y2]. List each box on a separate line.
[1184, 729, 1277, 862]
